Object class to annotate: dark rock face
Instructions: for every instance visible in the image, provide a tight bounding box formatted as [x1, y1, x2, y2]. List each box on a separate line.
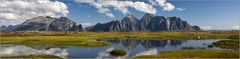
[147, 16, 199, 31]
[89, 21, 115, 32]
[48, 17, 76, 31]
[0, 26, 7, 30]
[192, 26, 201, 31]
[89, 14, 140, 32]
[140, 13, 155, 31]
[77, 24, 85, 32]
[89, 13, 201, 32]
[69, 23, 85, 32]
[14, 16, 84, 32]
[12, 14, 200, 32]
[146, 16, 167, 31]
[109, 14, 140, 32]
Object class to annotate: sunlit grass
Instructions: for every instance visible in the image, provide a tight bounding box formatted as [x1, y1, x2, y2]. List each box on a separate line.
[1, 32, 238, 40]
[135, 50, 239, 58]
[1, 54, 62, 59]
[1, 32, 238, 48]
[0, 36, 110, 48]
[211, 40, 239, 49]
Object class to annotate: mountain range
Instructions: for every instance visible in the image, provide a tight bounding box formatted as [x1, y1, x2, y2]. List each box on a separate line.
[88, 13, 200, 32]
[0, 13, 201, 32]
[1, 16, 84, 32]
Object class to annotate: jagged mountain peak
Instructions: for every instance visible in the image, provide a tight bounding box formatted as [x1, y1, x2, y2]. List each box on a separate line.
[59, 17, 69, 19]
[167, 16, 181, 20]
[142, 13, 155, 17]
[141, 13, 155, 21]
[151, 16, 166, 21]
[122, 13, 138, 23]
[0, 24, 20, 31]
[126, 13, 134, 17]
[31, 16, 53, 20]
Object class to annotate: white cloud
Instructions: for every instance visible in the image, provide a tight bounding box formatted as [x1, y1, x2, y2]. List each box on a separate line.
[96, 47, 114, 59]
[81, 23, 92, 28]
[176, 8, 185, 11]
[200, 26, 240, 30]
[0, 45, 68, 58]
[124, 1, 156, 14]
[200, 26, 213, 30]
[149, 0, 176, 11]
[216, 28, 223, 30]
[105, 13, 115, 18]
[135, 48, 157, 57]
[75, 0, 115, 18]
[75, 0, 159, 18]
[110, 1, 156, 14]
[0, 0, 69, 26]
[163, 2, 175, 11]
[231, 26, 240, 30]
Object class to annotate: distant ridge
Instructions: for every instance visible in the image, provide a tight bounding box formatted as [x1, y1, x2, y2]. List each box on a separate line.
[8, 16, 85, 32]
[88, 13, 201, 32]
[1, 14, 201, 32]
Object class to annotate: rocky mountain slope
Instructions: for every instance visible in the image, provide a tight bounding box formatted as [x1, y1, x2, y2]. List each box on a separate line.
[1, 14, 200, 32]
[88, 13, 201, 32]
[11, 16, 84, 32]
[0, 25, 20, 31]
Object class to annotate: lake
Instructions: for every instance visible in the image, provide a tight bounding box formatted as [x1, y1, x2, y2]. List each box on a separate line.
[0, 39, 225, 58]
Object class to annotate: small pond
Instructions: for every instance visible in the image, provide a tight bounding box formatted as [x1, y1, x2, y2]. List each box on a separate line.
[0, 39, 226, 58]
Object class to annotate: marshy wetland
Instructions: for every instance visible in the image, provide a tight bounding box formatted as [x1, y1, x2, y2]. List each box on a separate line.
[0, 32, 239, 58]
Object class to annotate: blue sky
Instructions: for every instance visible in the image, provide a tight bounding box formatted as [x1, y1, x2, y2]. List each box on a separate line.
[0, 0, 239, 30]
[60, 0, 239, 30]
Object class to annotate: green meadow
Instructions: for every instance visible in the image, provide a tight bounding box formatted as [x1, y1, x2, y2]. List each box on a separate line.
[1, 31, 239, 48]
[211, 40, 239, 49]
[0, 31, 239, 58]
[134, 50, 239, 58]
[1, 55, 62, 59]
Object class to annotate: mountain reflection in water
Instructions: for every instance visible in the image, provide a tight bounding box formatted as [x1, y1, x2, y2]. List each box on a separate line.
[103, 39, 186, 50]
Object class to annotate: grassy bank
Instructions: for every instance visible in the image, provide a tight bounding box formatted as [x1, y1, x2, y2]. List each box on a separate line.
[1, 32, 239, 40]
[1, 32, 238, 48]
[1, 55, 62, 59]
[211, 40, 239, 49]
[135, 50, 239, 58]
[0, 36, 111, 48]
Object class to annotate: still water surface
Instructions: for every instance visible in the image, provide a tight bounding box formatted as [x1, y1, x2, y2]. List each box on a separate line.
[0, 39, 224, 58]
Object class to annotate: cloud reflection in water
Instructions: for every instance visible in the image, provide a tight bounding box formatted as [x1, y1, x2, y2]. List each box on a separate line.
[0, 45, 68, 58]
[134, 48, 158, 57]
